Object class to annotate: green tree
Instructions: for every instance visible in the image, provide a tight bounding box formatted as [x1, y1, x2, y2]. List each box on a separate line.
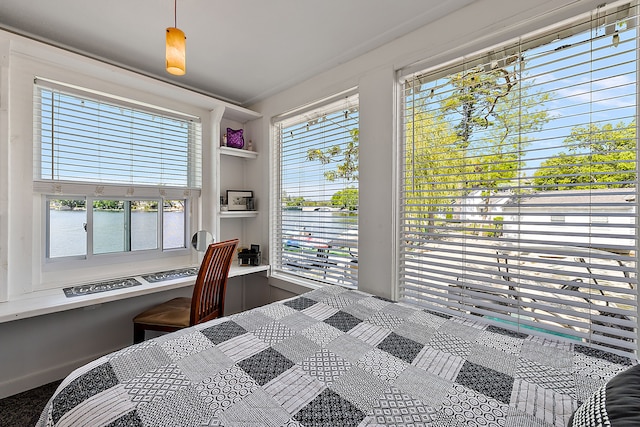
[442, 63, 551, 200]
[307, 129, 359, 182]
[93, 200, 122, 210]
[331, 187, 358, 210]
[533, 121, 636, 190]
[407, 59, 551, 233]
[58, 199, 86, 210]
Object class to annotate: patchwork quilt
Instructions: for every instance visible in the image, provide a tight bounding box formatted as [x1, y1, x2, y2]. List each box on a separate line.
[38, 286, 636, 427]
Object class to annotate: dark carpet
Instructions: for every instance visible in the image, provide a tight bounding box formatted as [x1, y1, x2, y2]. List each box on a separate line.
[0, 380, 60, 427]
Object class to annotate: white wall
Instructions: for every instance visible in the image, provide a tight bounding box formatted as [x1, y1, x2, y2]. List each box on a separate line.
[0, 0, 609, 398]
[253, 0, 606, 299]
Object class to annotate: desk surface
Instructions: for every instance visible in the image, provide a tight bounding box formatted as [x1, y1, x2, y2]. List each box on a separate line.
[0, 264, 269, 323]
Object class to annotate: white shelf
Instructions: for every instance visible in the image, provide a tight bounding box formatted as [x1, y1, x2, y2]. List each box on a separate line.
[218, 146, 258, 159]
[219, 211, 259, 218]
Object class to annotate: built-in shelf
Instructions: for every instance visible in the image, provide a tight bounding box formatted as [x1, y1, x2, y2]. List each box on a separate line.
[218, 146, 258, 159]
[219, 211, 259, 218]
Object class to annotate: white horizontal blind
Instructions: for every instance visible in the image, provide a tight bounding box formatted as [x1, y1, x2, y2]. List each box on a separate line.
[399, 2, 638, 356]
[272, 93, 359, 287]
[34, 81, 202, 190]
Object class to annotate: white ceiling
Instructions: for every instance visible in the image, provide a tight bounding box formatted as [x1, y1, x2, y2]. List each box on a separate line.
[0, 0, 475, 107]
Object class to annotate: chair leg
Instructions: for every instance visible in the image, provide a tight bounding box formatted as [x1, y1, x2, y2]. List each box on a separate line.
[133, 324, 145, 344]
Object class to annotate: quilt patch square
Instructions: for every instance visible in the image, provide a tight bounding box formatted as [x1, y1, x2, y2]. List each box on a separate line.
[509, 379, 577, 425]
[520, 337, 573, 369]
[439, 318, 484, 342]
[323, 295, 356, 310]
[467, 344, 518, 376]
[342, 301, 378, 320]
[407, 310, 449, 329]
[216, 332, 270, 363]
[359, 296, 392, 311]
[429, 332, 472, 358]
[366, 311, 405, 329]
[52, 362, 119, 423]
[177, 346, 234, 384]
[262, 366, 324, 415]
[293, 389, 365, 427]
[324, 310, 362, 332]
[394, 321, 436, 345]
[377, 332, 424, 364]
[438, 383, 509, 425]
[218, 389, 291, 427]
[137, 386, 215, 426]
[123, 364, 190, 404]
[253, 321, 296, 345]
[301, 302, 340, 321]
[300, 348, 352, 384]
[381, 302, 417, 320]
[196, 365, 258, 414]
[326, 333, 374, 363]
[201, 321, 247, 345]
[160, 331, 214, 361]
[301, 321, 343, 345]
[259, 303, 298, 320]
[272, 336, 321, 363]
[238, 348, 295, 386]
[477, 327, 526, 355]
[516, 359, 574, 394]
[363, 386, 438, 426]
[456, 361, 514, 404]
[396, 366, 453, 409]
[412, 346, 465, 381]
[347, 321, 390, 347]
[357, 348, 409, 382]
[278, 311, 317, 332]
[229, 310, 273, 332]
[284, 296, 317, 311]
[111, 344, 173, 383]
[328, 366, 389, 412]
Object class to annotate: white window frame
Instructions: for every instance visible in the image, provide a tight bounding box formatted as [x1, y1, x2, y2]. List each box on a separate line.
[33, 79, 201, 270]
[397, 1, 638, 357]
[271, 90, 360, 289]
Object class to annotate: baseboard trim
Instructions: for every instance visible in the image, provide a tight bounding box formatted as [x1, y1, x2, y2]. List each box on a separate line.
[0, 347, 121, 399]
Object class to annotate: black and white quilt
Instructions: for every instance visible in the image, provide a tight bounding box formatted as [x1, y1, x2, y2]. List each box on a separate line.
[38, 286, 636, 427]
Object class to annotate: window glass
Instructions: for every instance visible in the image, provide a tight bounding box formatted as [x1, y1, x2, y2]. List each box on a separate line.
[47, 198, 87, 259]
[35, 81, 198, 262]
[273, 92, 359, 287]
[399, 2, 637, 356]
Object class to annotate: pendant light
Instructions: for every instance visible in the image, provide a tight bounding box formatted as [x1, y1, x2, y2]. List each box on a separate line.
[166, 0, 186, 75]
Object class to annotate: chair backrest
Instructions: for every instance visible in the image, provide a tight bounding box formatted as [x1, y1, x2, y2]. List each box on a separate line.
[189, 238, 239, 325]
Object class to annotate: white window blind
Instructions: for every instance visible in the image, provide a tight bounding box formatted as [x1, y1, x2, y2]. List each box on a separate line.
[34, 79, 202, 194]
[272, 92, 359, 287]
[399, 2, 638, 356]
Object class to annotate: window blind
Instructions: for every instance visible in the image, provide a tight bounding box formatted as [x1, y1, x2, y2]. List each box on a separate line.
[33, 79, 202, 193]
[399, 1, 638, 356]
[272, 92, 359, 287]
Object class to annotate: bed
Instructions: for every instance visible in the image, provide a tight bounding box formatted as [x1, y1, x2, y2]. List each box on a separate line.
[37, 285, 638, 427]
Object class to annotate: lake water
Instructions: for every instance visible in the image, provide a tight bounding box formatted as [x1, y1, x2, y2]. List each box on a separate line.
[49, 210, 185, 258]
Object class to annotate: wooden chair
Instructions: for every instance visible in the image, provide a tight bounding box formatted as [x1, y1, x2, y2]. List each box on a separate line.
[133, 238, 239, 343]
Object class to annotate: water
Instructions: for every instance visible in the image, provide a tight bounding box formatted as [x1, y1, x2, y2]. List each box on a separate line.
[49, 210, 185, 258]
[281, 209, 357, 242]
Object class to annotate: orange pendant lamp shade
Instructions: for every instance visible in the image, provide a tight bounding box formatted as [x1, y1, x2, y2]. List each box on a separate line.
[166, 27, 186, 75]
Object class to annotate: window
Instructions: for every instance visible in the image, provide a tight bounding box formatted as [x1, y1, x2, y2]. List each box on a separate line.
[399, 2, 637, 356]
[34, 79, 201, 261]
[272, 91, 359, 287]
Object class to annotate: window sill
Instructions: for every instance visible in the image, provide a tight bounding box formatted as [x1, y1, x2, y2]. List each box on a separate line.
[0, 264, 269, 323]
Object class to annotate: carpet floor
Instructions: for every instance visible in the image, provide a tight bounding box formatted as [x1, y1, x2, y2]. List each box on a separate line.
[0, 380, 61, 427]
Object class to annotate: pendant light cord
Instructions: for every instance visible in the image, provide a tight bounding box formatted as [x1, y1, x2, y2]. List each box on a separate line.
[174, 0, 177, 28]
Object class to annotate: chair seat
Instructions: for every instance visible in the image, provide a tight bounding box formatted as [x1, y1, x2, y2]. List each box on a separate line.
[133, 297, 192, 328]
